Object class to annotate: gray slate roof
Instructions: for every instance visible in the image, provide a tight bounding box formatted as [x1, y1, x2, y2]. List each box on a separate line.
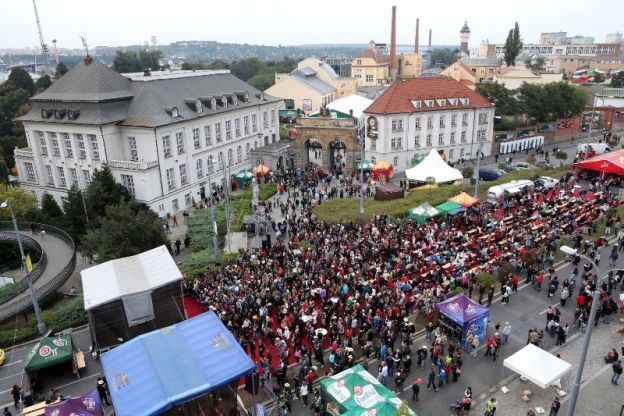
[17, 59, 280, 128]
[31, 60, 133, 102]
[291, 68, 335, 95]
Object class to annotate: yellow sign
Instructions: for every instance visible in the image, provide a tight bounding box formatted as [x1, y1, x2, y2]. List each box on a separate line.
[25, 255, 33, 273]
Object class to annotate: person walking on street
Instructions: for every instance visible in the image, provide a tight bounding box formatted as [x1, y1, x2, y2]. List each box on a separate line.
[96, 378, 110, 406]
[427, 366, 437, 391]
[612, 360, 623, 385]
[411, 380, 420, 401]
[300, 383, 309, 407]
[471, 335, 479, 357]
[485, 397, 496, 416]
[10, 385, 20, 409]
[549, 397, 561, 416]
[502, 322, 512, 344]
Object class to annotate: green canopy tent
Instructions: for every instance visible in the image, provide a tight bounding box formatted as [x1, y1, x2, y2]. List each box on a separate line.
[435, 200, 466, 216]
[356, 160, 375, 171]
[342, 399, 416, 416]
[233, 170, 254, 188]
[408, 202, 441, 224]
[24, 335, 74, 372]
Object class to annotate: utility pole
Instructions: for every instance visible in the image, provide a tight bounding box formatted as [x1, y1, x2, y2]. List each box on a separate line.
[583, 95, 598, 159]
[207, 180, 220, 261]
[359, 124, 365, 215]
[473, 143, 484, 198]
[1, 201, 46, 335]
[252, 178, 261, 250]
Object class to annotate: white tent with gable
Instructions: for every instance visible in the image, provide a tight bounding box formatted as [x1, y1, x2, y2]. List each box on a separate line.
[405, 149, 463, 183]
[503, 343, 572, 389]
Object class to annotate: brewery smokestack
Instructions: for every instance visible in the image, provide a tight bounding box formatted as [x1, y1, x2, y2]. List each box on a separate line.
[414, 18, 420, 54]
[428, 29, 432, 47]
[389, 5, 397, 80]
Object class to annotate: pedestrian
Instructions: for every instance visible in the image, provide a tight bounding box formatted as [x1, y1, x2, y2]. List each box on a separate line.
[300, 382, 309, 406]
[612, 360, 623, 385]
[172, 214, 178, 227]
[502, 322, 512, 344]
[426, 366, 437, 392]
[394, 371, 405, 394]
[411, 380, 420, 401]
[10, 385, 20, 409]
[175, 238, 182, 255]
[471, 335, 479, 357]
[438, 367, 446, 388]
[378, 361, 388, 385]
[485, 397, 496, 416]
[3, 407, 11, 416]
[549, 397, 561, 416]
[560, 286, 569, 307]
[96, 378, 110, 406]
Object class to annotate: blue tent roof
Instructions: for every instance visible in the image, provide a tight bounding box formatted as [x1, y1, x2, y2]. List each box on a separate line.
[101, 311, 256, 416]
[436, 293, 489, 325]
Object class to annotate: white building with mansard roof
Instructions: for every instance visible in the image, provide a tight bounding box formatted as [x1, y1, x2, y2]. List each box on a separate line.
[14, 56, 281, 214]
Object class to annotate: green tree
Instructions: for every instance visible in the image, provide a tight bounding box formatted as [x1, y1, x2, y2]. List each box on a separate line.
[206, 59, 231, 70]
[138, 49, 163, 71]
[40, 192, 64, 225]
[80, 200, 167, 262]
[0, 184, 38, 221]
[61, 186, 89, 243]
[6, 68, 36, 95]
[0, 88, 30, 136]
[476, 83, 520, 116]
[431, 48, 458, 67]
[518, 82, 548, 122]
[524, 56, 545, 73]
[503, 22, 522, 66]
[230, 58, 265, 81]
[112, 50, 141, 73]
[593, 73, 605, 83]
[55, 62, 69, 78]
[247, 71, 275, 91]
[612, 71, 624, 88]
[34, 75, 52, 93]
[84, 165, 131, 222]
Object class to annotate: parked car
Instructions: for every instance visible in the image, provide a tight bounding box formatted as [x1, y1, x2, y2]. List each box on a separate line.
[0, 348, 4, 365]
[534, 176, 559, 189]
[501, 165, 520, 172]
[535, 160, 552, 168]
[479, 168, 505, 181]
[514, 162, 535, 170]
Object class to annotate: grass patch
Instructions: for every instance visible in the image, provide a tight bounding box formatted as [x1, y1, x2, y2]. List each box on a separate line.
[314, 165, 575, 224]
[0, 296, 87, 348]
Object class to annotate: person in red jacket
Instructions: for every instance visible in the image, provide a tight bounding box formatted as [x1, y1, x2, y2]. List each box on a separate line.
[576, 294, 586, 308]
[512, 274, 519, 293]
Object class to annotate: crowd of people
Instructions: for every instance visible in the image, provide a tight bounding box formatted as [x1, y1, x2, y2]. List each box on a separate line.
[184, 165, 619, 414]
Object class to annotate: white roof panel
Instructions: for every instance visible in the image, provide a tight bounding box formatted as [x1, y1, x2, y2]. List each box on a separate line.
[405, 149, 463, 183]
[503, 344, 572, 389]
[327, 95, 373, 119]
[81, 246, 182, 310]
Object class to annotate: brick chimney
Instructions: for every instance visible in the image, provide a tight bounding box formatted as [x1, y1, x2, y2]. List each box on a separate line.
[389, 5, 397, 80]
[428, 29, 432, 47]
[415, 18, 420, 54]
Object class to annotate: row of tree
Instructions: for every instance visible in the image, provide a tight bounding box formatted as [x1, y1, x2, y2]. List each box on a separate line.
[0, 165, 167, 262]
[476, 81, 587, 127]
[111, 50, 165, 73]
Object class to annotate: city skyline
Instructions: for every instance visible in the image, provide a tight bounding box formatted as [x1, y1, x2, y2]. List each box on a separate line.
[1, 0, 622, 51]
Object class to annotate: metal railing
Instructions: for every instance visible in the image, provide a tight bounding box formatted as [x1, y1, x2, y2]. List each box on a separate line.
[0, 222, 76, 323]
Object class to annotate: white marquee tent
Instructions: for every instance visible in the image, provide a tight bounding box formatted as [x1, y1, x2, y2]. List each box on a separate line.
[405, 149, 463, 183]
[503, 344, 572, 389]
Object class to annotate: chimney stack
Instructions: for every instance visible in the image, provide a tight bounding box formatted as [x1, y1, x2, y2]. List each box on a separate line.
[389, 5, 397, 80]
[414, 18, 420, 54]
[428, 29, 432, 47]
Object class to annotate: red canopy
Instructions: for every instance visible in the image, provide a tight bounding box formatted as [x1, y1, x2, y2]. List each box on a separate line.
[573, 149, 624, 177]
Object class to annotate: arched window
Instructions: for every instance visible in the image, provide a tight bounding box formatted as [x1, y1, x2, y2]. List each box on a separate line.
[196, 159, 203, 178]
[207, 155, 214, 174]
[218, 152, 224, 170]
[227, 149, 233, 167]
[237, 146, 242, 163]
[245, 143, 251, 160]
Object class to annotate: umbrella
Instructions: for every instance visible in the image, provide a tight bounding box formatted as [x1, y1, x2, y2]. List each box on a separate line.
[233, 170, 254, 187]
[357, 160, 374, 170]
[253, 164, 272, 175]
[371, 160, 394, 179]
[315, 328, 328, 336]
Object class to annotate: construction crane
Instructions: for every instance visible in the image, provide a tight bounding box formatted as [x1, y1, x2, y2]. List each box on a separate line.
[32, 0, 50, 74]
[51, 39, 60, 65]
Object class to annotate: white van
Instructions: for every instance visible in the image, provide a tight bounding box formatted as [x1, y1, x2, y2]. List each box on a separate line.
[487, 180, 535, 203]
[577, 143, 611, 155]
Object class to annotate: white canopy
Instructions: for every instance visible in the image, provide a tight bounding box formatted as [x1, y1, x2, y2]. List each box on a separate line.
[81, 245, 182, 311]
[503, 344, 572, 389]
[327, 94, 373, 119]
[405, 149, 463, 183]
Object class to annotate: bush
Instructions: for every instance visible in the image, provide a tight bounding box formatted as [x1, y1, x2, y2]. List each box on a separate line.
[555, 150, 568, 160]
[520, 251, 538, 267]
[526, 155, 537, 164]
[497, 261, 516, 282]
[476, 272, 496, 288]
[461, 166, 474, 179]
[178, 249, 221, 276]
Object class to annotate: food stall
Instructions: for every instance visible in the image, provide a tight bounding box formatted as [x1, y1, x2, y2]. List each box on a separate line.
[436, 293, 489, 347]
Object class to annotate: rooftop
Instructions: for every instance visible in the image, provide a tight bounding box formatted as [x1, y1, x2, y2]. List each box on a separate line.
[364, 77, 493, 115]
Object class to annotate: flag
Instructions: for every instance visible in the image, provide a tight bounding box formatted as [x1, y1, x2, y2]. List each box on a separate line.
[25, 255, 33, 273]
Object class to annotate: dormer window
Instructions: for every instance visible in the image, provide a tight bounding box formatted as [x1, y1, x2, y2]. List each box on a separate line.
[171, 107, 179, 117]
[41, 109, 52, 119]
[437, 99, 446, 107]
[459, 98, 470, 105]
[210, 97, 217, 110]
[54, 109, 67, 119]
[221, 96, 228, 107]
[424, 100, 434, 108]
[232, 95, 238, 106]
[411, 100, 422, 109]
[195, 99, 203, 113]
[449, 99, 458, 106]
[243, 91, 250, 103]
[67, 109, 81, 120]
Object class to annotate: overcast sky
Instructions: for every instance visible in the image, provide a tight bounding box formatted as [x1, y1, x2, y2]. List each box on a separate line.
[2, 0, 622, 50]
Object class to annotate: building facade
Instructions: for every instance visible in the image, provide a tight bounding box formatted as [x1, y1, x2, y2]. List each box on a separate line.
[363, 77, 495, 171]
[14, 57, 281, 215]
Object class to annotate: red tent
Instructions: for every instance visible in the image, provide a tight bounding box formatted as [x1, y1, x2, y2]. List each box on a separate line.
[573, 149, 624, 178]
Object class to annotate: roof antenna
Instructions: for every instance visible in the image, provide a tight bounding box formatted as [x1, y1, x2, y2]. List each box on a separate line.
[80, 35, 92, 65]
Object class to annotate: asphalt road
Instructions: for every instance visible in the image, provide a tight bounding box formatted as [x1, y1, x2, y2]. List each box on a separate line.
[0, 326, 106, 410]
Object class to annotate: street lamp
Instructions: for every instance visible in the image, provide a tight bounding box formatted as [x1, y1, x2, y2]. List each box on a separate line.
[1, 200, 47, 335]
[559, 245, 615, 416]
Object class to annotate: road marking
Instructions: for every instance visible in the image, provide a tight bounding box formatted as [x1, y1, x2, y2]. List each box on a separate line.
[1, 360, 23, 368]
[54, 371, 101, 390]
[539, 302, 561, 315]
[0, 372, 22, 382]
